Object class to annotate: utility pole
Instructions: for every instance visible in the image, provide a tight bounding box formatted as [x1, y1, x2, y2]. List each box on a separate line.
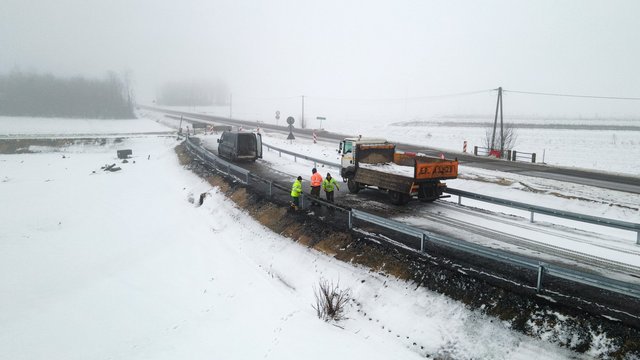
[490, 87, 504, 153]
[499, 87, 504, 153]
[229, 93, 232, 119]
[301, 95, 305, 129]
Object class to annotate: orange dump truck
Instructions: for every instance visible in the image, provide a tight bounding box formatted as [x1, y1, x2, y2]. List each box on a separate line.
[338, 138, 458, 205]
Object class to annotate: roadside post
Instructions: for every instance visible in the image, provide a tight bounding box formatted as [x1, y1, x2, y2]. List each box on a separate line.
[286, 116, 295, 142]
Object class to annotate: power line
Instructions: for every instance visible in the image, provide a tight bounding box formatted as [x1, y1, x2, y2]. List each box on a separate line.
[310, 89, 494, 102]
[503, 89, 640, 101]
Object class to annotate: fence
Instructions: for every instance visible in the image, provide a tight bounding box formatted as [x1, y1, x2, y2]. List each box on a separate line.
[473, 146, 536, 163]
[184, 137, 640, 300]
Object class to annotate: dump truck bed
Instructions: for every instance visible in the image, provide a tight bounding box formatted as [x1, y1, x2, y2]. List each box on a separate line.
[353, 166, 415, 194]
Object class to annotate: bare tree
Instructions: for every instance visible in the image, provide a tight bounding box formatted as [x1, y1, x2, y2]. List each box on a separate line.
[312, 279, 351, 322]
[483, 122, 518, 155]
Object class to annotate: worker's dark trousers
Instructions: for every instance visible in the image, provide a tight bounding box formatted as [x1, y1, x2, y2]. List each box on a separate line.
[311, 186, 321, 204]
[325, 191, 334, 203]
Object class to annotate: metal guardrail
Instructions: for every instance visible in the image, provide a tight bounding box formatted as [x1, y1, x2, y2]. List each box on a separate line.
[446, 188, 640, 244]
[186, 137, 251, 184]
[351, 210, 640, 299]
[261, 142, 640, 244]
[263, 143, 341, 169]
[184, 138, 640, 300]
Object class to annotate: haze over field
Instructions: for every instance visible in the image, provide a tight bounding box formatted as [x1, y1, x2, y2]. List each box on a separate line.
[2, 0, 640, 119]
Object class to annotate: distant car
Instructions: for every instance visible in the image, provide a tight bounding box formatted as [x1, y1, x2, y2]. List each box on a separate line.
[217, 131, 262, 162]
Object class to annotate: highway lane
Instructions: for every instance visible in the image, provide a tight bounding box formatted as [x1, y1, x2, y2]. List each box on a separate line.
[144, 105, 640, 194]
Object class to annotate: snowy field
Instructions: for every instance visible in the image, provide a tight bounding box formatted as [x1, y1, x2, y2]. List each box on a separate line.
[161, 105, 640, 176]
[0, 117, 590, 359]
[0, 116, 172, 137]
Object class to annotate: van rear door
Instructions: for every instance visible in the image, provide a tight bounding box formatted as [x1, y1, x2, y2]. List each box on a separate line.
[256, 133, 262, 159]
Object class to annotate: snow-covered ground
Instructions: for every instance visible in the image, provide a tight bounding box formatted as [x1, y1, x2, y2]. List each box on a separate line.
[0, 116, 172, 137]
[0, 117, 588, 359]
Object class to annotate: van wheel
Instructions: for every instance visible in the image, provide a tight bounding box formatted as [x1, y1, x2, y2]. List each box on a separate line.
[347, 178, 360, 194]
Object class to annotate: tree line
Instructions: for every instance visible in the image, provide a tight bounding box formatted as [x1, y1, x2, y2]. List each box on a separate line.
[0, 70, 134, 118]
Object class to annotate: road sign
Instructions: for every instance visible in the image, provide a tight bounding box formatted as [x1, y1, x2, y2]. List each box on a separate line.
[286, 116, 295, 125]
[316, 116, 326, 129]
[275, 110, 280, 120]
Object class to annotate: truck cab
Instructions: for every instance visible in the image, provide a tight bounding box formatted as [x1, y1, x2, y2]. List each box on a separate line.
[338, 137, 389, 179]
[337, 137, 458, 205]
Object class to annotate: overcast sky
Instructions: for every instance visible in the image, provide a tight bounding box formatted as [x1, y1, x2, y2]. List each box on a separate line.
[2, 0, 639, 117]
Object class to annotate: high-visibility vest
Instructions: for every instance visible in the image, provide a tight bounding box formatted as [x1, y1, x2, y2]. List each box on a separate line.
[322, 177, 339, 192]
[311, 172, 323, 187]
[291, 180, 302, 197]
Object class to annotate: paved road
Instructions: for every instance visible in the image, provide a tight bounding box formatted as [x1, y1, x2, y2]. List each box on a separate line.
[144, 105, 640, 194]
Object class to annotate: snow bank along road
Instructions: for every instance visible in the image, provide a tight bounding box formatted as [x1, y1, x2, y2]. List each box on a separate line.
[141, 106, 640, 195]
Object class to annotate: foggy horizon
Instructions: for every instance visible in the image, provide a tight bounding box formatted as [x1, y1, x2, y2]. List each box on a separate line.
[2, 0, 639, 118]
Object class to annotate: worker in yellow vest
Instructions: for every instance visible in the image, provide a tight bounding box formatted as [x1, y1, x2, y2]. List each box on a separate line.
[322, 173, 340, 203]
[291, 176, 303, 210]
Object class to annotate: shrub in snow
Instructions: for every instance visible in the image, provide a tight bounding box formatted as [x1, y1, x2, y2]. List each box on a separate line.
[312, 279, 351, 322]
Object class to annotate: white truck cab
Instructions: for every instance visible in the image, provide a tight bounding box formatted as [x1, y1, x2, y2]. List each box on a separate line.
[338, 137, 388, 178]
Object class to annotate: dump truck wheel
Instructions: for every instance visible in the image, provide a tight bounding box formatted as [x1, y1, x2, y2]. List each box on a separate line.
[347, 178, 360, 194]
[389, 191, 407, 205]
[419, 183, 439, 202]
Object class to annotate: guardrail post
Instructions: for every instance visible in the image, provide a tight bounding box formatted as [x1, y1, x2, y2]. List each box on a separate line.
[512, 150, 517, 161]
[530, 211, 535, 223]
[474, 146, 478, 156]
[421, 233, 428, 253]
[457, 195, 462, 205]
[637, 231, 639, 245]
[227, 164, 231, 175]
[279, 151, 282, 157]
[294, 156, 297, 163]
[531, 153, 536, 163]
[300, 194, 305, 209]
[246, 173, 250, 184]
[268, 181, 272, 197]
[506, 150, 512, 161]
[536, 264, 545, 293]
[348, 211, 353, 229]
[314, 161, 317, 168]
